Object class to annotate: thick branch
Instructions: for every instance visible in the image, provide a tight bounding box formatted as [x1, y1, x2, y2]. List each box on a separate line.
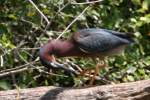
[1, 79, 150, 100]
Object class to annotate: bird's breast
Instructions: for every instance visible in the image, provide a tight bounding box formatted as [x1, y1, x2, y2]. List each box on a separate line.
[79, 45, 127, 58]
[101, 45, 127, 56]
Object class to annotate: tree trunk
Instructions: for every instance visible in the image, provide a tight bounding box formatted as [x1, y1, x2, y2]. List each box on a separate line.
[0, 79, 150, 100]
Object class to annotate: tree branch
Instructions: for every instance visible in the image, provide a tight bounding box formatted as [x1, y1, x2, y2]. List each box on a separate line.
[28, 0, 50, 25]
[1, 79, 150, 100]
[56, 6, 90, 39]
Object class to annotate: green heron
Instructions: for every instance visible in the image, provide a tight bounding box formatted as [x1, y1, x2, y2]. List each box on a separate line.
[40, 28, 134, 84]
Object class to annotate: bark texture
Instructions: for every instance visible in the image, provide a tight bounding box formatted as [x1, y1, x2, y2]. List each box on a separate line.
[0, 79, 150, 100]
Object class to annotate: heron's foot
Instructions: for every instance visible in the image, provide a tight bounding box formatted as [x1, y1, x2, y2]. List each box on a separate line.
[89, 61, 109, 85]
[65, 61, 111, 85]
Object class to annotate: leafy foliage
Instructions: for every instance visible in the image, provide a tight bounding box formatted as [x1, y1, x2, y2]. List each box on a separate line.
[0, 0, 150, 90]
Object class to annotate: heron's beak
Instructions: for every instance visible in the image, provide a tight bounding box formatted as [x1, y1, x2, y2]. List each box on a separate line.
[49, 61, 79, 75]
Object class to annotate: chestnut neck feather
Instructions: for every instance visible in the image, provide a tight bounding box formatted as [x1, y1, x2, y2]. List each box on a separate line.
[40, 39, 85, 65]
[51, 39, 81, 57]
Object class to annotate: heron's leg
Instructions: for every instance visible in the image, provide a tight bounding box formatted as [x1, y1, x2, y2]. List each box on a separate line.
[89, 59, 106, 85]
[89, 63, 101, 85]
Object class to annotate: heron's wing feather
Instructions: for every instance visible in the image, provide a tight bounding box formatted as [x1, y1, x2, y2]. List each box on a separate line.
[102, 29, 134, 43]
[74, 29, 131, 53]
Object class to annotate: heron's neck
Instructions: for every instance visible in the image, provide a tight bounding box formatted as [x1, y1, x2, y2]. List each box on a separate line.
[52, 40, 80, 57]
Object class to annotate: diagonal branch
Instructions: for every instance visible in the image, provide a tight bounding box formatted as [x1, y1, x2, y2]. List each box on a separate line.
[56, 6, 90, 39]
[28, 0, 50, 25]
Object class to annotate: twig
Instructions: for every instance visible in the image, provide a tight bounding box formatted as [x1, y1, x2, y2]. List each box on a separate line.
[20, 47, 40, 50]
[45, 2, 70, 31]
[20, 18, 48, 34]
[0, 55, 3, 67]
[55, 2, 70, 17]
[0, 65, 66, 78]
[0, 67, 30, 77]
[20, 18, 36, 26]
[1, 41, 26, 57]
[57, 2, 70, 14]
[28, 0, 50, 25]
[56, 6, 90, 39]
[71, 0, 103, 5]
[0, 61, 36, 73]
[15, 85, 20, 100]
[28, 0, 50, 32]
[10, 72, 20, 100]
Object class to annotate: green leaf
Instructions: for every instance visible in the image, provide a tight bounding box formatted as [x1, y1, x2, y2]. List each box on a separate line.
[132, 0, 141, 5]
[138, 69, 145, 75]
[8, 14, 17, 20]
[0, 81, 11, 90]
[127, 75, 135, 82]
[144, 57, 150, 65]
[142, 0, 149, 11]
[140, 15, 150, 23]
